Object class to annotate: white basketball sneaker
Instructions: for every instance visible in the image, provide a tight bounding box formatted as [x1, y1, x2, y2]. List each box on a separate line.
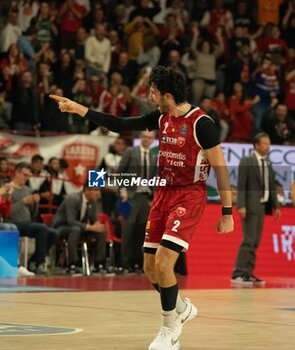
[148, 326, 180, 350]
[175, 298, 198, 336]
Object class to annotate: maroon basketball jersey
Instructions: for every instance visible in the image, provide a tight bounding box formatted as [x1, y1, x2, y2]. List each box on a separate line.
[158, 107, 211, 186]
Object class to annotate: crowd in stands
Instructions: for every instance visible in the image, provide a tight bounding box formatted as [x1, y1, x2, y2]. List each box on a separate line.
[0, 0, 294, 144]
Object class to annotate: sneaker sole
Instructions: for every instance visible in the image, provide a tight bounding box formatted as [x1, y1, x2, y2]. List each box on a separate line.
[230, 279, 253, 287]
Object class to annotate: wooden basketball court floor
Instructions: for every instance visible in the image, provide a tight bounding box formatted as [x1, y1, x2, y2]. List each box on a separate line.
[1, 275, 295, 350]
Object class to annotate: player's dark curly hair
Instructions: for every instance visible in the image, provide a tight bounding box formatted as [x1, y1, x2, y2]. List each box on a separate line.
[149, 66, 187, 104]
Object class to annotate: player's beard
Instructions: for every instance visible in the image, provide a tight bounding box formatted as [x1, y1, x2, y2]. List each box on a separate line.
[158, 97, 169, 114]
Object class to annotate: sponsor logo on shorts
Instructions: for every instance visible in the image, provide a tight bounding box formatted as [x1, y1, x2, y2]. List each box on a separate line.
[176, 207, 186, 217]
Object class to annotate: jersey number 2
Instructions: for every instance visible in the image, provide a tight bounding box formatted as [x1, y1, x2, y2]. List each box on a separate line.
[172, 220, 180, 232]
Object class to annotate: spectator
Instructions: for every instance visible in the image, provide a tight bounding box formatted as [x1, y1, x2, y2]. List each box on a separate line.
[85, 3, 107, 34]
[73, 27, 88, 60]
[11, 70, 39, 131]
[85, 23, 111, 81]
[282, 3, 295, 49]
[42, 85, 69, 132]
[18, 0, 39, 33]
[109, 71, 132, 109]
[232, 0, 254, 31]
[52, 186, 106, 275]
[124, 15, 159, 62]
[200, 0, 233, 41]
[7, 162, 58, 274]
[0, 44, 28, 81]
[163, 0, 189, 31]
[53, 50, 75, 97]
[262, 103, 295, 145]
[129, 0, 161, 21]
[257, 0, 281, 26]
[131, 68, 154, 115]
[1, 9, 22, 52]
[228, 82, 259, 143]
[109, 51, 138, 88]
[252, 54, 280, 135]
[109, 29, 125, 69]
[70, 79, 92, 133]
[137, 32, 161, 70]
[164, 49, 186, 76]
[85, 74, 105, 110]
[226, 42, 256, 97]
[36, 61, 54, 107]
[40, 157, 67, 210]
[29, 0, 58, 58]
[190, 26, 224, 104]
[212, 92, 230, 141]
[118, 130, 157, 273]
[58, 0, 88, 49]
[28, 154, 47, 192]
[0, 157, 12, 186]
[231, 132, 280, 286]
[199, 96, 221, 133]
[0, 88, 12, 130]
[100, 84, 127, 117]
[0, 182, 35, 277]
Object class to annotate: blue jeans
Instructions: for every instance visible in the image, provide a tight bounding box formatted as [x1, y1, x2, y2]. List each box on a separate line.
[252, 103, 268, 136]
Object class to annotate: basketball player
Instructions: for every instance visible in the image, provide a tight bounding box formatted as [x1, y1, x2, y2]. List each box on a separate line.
[50, 66, 234, 350]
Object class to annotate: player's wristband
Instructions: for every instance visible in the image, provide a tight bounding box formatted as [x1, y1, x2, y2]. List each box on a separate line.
[222, 207, 232, 215]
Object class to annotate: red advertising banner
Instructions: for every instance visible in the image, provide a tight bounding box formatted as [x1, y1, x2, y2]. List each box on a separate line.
[187, 204, 295, 278]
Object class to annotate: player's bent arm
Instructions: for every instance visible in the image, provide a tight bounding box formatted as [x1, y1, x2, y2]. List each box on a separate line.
[204, 144, 232, 208]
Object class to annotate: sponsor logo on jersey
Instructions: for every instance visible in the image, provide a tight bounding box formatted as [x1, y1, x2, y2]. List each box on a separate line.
[177, 137, 185, 147]
[180, 124, 187, 135]
[176, 207, 186, 217]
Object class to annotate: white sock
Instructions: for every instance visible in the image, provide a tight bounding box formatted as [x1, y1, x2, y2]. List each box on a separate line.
[176, 295, 186, 314]
[162, 309, 177, 329]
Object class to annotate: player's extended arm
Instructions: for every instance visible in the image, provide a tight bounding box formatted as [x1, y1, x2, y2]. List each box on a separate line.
[205, 144, 234, 233]
[49, 95, 148, 132]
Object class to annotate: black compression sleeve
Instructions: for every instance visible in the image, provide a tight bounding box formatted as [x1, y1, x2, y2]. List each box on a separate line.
[85, 109, 161, 132]
[196, 116, 220, 149]
[86, 110, 147, 132]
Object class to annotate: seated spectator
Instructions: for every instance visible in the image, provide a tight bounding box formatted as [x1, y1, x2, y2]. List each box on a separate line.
[0, 157, 12, 186]
[109, 71, 132, 111]
[228, 82, 259, 143]
[262, 103, 295, 145]
[0, 182, 35, 277]
[0, 87, 12, 130]
[40, 157, 67, 210]
[52, 186, 106, 275]
[28, 154, 47, 192]
[7, 162, 58, 274]
[52, 50, 75, 98]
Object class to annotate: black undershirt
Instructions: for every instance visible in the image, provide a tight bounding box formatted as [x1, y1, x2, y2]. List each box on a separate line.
[86, 108, 220, 150]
